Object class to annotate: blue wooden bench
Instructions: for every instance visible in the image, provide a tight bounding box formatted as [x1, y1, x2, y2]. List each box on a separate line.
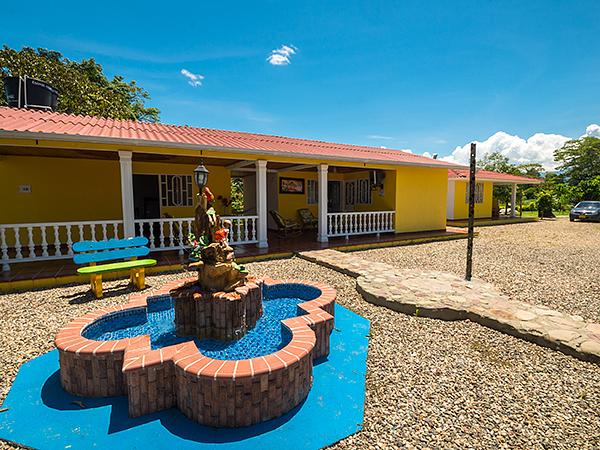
[73, 237, 157, 298]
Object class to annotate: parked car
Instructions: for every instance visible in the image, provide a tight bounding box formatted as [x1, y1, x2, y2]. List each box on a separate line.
[569, 201, 600, 222]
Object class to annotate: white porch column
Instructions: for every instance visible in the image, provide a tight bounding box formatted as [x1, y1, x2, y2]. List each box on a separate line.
[255, 160, 268, 248]
[511, 183, 517, 217]
[118, 151, 135, 238]
[317, 164, 329, 243]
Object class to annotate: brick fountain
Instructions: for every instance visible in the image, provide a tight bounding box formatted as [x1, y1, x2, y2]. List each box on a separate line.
[55, 182, 335, 427]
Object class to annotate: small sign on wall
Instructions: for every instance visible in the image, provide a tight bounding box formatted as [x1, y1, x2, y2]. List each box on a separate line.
[19, 184, 31, 194]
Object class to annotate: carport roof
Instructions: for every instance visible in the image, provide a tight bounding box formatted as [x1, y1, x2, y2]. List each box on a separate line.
[448, 168, 543, 184]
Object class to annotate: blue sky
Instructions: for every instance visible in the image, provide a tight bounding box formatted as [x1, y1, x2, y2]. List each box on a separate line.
[2, 0, 599, 165]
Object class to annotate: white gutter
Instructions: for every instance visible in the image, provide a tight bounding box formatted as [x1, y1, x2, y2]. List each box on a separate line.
[0, 130, 468, 170]
[448, 176, 542, 184]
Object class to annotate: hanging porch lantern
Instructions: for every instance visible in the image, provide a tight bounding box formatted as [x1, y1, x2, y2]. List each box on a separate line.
[194, 163, 209, 190]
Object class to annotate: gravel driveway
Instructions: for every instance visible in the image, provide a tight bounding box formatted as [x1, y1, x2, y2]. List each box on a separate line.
[1, 218, 599, 449]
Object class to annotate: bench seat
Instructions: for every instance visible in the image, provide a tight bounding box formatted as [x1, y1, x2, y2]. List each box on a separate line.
[73, 237, 157, 298]
[77, 259, 157, 275]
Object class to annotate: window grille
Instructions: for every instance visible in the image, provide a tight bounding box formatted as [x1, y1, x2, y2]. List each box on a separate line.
[465, 182, 484, 204]
[160, 175, 194, 207]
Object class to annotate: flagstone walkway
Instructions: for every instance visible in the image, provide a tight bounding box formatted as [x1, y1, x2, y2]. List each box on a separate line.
[298, 249, 600, 364]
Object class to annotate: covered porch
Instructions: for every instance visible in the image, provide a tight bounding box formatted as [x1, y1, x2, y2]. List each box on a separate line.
[0, 148, 405, 273]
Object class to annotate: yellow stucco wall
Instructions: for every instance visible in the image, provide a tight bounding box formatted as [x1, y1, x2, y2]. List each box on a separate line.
[0, 155, 122, 224]
[0, 155, 233, 225]
[275, 170, 396, 222]
[452, 180, 493, 219]
[394, 166, 448, 232]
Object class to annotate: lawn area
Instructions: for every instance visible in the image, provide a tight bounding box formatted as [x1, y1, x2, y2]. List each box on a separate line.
[1, 218, 599, 449]
[521, 210, 570, 217]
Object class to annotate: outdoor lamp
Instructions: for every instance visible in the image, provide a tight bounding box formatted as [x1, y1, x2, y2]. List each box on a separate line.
[194, 163, 209, 190]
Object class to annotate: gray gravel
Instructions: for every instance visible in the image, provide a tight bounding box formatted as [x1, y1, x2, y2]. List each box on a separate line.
[360, 218, 600, 322]
[1, 218, 599, 449]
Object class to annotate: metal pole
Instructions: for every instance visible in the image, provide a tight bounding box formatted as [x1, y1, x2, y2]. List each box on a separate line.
[465, 142, 476, 281]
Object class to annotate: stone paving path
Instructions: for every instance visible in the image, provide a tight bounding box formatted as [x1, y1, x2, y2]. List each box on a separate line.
[299, 249, 600, 364]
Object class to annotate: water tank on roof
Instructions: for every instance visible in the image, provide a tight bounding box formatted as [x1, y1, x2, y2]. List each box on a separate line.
[3, 76, 59, 110]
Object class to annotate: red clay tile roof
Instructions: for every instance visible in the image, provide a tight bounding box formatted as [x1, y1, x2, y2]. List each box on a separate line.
[448, 168, 542, 184]
[0, 107, 464, 168]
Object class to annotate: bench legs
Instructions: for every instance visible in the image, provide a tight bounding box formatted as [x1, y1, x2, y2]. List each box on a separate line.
[90, 274, 103, 299]
[130, 268, 146, 290]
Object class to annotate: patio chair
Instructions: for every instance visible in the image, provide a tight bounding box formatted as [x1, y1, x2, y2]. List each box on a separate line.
[270, 210, 303, 237]
[297, 208, 318, 230]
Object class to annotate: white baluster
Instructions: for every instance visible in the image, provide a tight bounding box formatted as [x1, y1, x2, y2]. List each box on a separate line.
[251, 217, 257, 241]
[90, 224, 96, 241]
[235, 218, 242, 244]
[66, 225, 74, 255]
[177, 220, 184, 255]
[53, 225, 62, 257]
[40, 226, 49, 257]
[27, 226, 35, 258]
[13, 227, 22, 259]
[168, 221, 174, 247]
[238, 219, 250, 242]
[113, 222, 119, 239]
[101, 223, 108, 240]
[159, 221, 165, 248]
[77, 224, 84, 242]
[148, 221, 156, 249]
[1, 228, 9, 271]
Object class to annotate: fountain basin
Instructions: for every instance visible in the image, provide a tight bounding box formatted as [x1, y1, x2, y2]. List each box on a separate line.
[55, 277, 335, 427]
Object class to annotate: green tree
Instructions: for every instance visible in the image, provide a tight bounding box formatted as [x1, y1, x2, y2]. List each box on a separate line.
[554, 137, 600, 186]
[536, 190, 555, 218]
[577, 175, 600, 201]
[478, 152, 517, 174]
[0, 46, 159, 122]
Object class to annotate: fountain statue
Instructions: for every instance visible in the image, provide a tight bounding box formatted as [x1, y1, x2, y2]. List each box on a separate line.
[187, 185, 248, 292]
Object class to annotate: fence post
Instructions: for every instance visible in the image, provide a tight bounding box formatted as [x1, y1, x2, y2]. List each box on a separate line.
[466, 142, 477, 281]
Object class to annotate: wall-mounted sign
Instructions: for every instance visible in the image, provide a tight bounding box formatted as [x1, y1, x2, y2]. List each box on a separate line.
[19, 184, 31, 193]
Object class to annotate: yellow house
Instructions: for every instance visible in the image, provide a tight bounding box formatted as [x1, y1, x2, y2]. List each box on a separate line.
[0, 107, 466, 271]
[447, 169, 542, 221]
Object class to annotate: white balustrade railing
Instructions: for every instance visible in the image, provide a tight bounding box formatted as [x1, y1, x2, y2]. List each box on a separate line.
[1, 215, 259, 271]
[327, 211, 395, 238]
[134, 215, 258, 255]
[0, 220, 124, 271]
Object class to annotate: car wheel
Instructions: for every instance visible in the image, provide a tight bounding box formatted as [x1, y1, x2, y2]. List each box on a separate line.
[569, 217, 574, 222]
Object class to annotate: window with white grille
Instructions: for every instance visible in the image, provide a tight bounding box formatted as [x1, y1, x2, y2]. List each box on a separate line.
[465, 182, 484, 204]
[160, 175, 194, 207]
[345, 179, 372, 207]
[307, 179, 318, 204]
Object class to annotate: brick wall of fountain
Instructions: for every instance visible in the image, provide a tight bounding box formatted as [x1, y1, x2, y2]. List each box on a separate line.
[55, 278, 336, 427]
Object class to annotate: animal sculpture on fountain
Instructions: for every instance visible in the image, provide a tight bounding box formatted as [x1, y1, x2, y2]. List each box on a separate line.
[188, 186, 248, 292]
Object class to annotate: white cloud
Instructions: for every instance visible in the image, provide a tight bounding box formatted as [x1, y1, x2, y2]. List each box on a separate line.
[267, 45, 297, 66]
[180, 69, 205, 87]
[442, 130, 571, 170]
[367, 134, 395, 140]
[583, 124, 600, 138]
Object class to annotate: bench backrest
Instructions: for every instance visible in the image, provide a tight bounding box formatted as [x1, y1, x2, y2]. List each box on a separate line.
[73, 237, 150, 265]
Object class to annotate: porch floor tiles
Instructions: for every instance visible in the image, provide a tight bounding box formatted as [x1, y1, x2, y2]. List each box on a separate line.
[0, 228, 467, 286]
[0, 303, 369, 450]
